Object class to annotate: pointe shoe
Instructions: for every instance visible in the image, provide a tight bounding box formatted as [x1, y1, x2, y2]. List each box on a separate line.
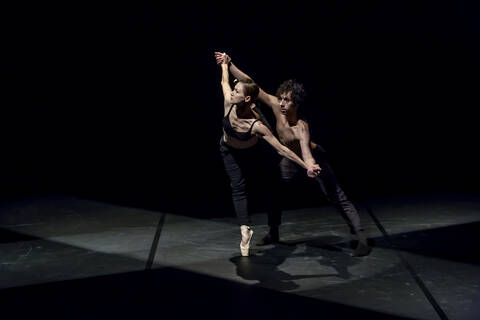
[240, 225, 254, 256]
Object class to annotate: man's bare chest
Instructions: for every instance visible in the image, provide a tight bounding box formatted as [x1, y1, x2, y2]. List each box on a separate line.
[277, 123, 300, 145]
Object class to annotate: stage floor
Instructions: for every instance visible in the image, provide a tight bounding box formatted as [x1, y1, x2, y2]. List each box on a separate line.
[1, 192, 479, 319]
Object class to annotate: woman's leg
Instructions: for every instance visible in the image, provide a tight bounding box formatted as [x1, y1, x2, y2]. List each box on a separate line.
[220, 140, 257, 255]
[220, 142, 251, 226]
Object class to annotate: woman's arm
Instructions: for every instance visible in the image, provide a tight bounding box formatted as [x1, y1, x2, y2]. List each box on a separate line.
[219, 54, 232, 109]
[252, 121, 320, 177]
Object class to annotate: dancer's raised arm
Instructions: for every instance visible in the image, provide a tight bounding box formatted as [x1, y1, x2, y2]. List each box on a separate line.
[219, 54, 233, 113]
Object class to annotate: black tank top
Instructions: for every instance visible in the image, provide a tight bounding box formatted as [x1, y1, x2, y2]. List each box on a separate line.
[222, 105, 260, 141]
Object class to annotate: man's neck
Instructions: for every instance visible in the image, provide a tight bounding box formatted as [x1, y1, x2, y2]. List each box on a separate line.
[282, 113, 298, 126]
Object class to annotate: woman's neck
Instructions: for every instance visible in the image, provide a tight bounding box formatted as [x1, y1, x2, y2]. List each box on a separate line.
[235, 103, 254, 119]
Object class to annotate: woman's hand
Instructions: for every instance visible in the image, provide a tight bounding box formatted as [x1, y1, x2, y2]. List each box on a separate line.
[215, 52, 231, 65]
[214, 51, 223, 64]
[307, 164, 321, 178]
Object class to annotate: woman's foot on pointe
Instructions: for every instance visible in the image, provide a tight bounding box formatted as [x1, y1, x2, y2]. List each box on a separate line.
[240, 225, 254, 256]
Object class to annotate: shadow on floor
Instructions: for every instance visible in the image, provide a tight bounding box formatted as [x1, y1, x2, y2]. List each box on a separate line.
[230, 236, 364, 290]
[370, 221, 480, 264]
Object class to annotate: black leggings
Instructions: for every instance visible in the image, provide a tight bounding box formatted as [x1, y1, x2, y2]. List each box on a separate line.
[220, 138, 278, 226]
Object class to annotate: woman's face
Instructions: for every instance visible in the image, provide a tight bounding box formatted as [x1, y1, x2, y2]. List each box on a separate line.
[230, 83, 249, 104]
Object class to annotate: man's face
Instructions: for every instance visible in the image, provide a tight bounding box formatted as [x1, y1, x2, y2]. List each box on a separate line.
[278, 91, 296, 115]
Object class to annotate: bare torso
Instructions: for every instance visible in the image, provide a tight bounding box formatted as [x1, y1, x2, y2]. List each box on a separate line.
[275, 117, 317, 157]
[276, 120, 302, 155]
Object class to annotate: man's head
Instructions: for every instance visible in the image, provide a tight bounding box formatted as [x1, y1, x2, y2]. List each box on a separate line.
[230, 78, 259, 105]
[276, 79, 306, 116]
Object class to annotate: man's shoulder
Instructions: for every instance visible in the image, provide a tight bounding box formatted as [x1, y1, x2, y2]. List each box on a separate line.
[297, 119, 310, 127]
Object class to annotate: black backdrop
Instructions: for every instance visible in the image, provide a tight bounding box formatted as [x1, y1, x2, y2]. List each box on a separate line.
[2, 1, 479, 218]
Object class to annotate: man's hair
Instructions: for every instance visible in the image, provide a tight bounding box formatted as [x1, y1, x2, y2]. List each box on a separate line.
[276, 79, 306, 106]
[239, 78, 259, 102]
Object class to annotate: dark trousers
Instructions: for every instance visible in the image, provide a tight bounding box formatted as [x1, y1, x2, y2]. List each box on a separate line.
[220, 138, 278, 226]
[267, 145, 363, 235]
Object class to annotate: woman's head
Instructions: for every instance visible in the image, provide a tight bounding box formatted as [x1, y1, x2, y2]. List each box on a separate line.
[230, 78, 259, 106]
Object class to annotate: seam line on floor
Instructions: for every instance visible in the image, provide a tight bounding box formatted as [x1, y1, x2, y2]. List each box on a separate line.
[145, 213, 166, 270]
[363, 202, 449, 320]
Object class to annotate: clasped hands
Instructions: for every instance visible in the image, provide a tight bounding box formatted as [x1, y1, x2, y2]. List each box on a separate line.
[215, 51, 230, 65]
[307, 164, 321, 178]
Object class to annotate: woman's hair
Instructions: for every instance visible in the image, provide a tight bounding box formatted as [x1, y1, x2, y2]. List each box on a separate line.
[239, 78, 259, 102]
[275, 79, 306, 106]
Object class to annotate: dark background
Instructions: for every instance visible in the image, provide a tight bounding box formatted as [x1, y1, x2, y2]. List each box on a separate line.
[2, 1, 479, 218]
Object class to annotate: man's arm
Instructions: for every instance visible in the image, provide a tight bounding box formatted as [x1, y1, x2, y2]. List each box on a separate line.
[215, 52, 279, 111]
[253, 121, 320, 177]
[295, 120, 319, 168]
